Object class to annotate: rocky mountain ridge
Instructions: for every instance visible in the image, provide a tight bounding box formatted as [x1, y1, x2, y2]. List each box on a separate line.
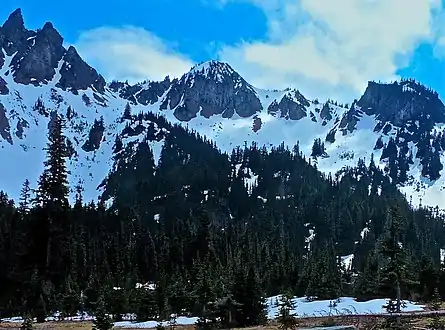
[0, 8, 445, 208]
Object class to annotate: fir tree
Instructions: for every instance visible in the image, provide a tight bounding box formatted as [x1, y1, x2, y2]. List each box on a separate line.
[276, 293, 298, 330]
[135, 288, 158, 321]
[123, 103, 132, 120]
[21, 314, 33, 330]
[378, 204, 411, 312]
[33, 114, 70, 290]
[92, 295, 113, 330]
[19, 179, 32, 213]
[232, 268, 267, 327]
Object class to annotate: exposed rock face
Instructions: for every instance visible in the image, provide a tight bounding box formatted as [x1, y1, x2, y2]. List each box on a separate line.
[137, 79, 171, 105]
[109, 77, 171, 105]
[267, 90, 309, 120]
[0, 102, 12, 144]
[320, 103, 333, 121]
[357, 80, 445, 126]
[82, 118, 105, 152]
[0, 9, 35, 56]
[0, 37, 4, 69]
[0, 77, 8, 95]
[338, 104, 361, 135]
[252, 116, 262, 132]
[57, 46, 106, 93]
[161, 61, 262, 121]
[0, 9, 106, 94]
[15, 118, 28, 139]
[13, 22, 65, 84]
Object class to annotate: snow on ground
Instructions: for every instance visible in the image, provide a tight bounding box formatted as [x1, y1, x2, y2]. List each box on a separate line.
[1, 54, 444, 209]
[0, 296, 425, 326]
[341, 254, 354, 271]
[266, 296, 425, 319]
[115, 316, 199, 329]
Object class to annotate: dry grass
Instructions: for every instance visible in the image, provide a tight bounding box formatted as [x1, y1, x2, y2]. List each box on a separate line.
[0, 321, 92, 330]
[1, 315, 443, 330]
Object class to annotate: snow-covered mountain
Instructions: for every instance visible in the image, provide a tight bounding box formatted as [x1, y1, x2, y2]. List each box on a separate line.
[1, 8, 445, 208]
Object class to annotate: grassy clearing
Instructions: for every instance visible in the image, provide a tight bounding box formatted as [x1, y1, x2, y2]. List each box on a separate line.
[1, 314, 445, 330]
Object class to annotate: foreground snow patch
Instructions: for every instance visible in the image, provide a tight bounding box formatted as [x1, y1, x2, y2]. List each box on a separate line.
[1, 296, 425, 326]
[115, 317, 199, 328]
[267, 296, 425, 319]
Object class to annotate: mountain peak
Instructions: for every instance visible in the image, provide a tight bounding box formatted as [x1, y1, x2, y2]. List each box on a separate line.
[2, 9, 24, 30]
[357, 79, 445, 126]
[187, 60, 238, 82]
[1, 8, 35, 56]
[190, 60, 233, 72]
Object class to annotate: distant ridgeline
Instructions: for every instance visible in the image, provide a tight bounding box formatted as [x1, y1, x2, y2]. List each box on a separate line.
[0, 108, 444, 324]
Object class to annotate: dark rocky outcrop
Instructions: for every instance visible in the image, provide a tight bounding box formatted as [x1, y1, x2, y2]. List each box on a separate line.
[0, 9, 35, 56]
[13, 22, 64, 84]
[110, 77, 171, 106]
[57, 46, 106, 93]
[82, 118, 105, 152]
[162, 61, 262, 121]
[252, 116, 262, 132]
[0, 103, 12, 144]
[15, 118, 28, 139]
[337, 103, 361, 135]
[0, 9, 106, 94]
[267, 90, 309, 120]
[357, 80, 445, 126]
[137, 78, 171, 105]
[320, 103, 333, 121]
[0, 77, 8, 95]
[0, 36, 4, 69]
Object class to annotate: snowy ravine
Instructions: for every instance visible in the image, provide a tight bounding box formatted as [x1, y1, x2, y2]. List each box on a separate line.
[0, 295, 425, 327]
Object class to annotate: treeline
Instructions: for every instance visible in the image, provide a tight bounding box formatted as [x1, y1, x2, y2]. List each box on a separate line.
[0, 110, 445, 326]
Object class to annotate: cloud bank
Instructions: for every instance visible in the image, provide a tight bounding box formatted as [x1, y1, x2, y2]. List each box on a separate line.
[218, 0, 444, 100]
[75, 26, 194, 83]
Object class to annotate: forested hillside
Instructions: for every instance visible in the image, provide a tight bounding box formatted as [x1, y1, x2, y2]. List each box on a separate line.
[1, 109, 445, 326]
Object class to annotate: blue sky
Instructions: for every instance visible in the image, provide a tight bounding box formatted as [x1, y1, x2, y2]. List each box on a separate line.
[1, 0, 445, 102]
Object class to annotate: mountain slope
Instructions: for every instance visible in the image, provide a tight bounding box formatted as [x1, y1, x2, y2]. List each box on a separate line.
[0, 9, 445, 208]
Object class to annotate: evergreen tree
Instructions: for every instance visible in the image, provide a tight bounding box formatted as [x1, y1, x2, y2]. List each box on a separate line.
[33, 114, 70, 290]
[135, 288, 158, 321]
[20, 314, 33, 330]
[92, 294, 113, 330]
[19, 179, 32, 213]
[378, 204, 416, 330]
[232, 268, 267, 327]
[276, 293, 298, 330]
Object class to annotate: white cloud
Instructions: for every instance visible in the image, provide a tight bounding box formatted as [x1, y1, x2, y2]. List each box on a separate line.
[218, 0, 444, 101]
[75, 26, 194, 83]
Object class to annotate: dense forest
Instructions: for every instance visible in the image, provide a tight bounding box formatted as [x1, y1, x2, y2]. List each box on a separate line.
[1, 109, 445, 327]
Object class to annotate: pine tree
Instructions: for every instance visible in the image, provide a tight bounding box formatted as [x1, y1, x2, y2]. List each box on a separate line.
[20, 314, 33, 330]
[378, 204, 410, 312]
[214, 295, 241, 329]
[379, 204, 413, 330]
[431, 287, 442, 311]
[19, 179, 32, 213]
[92, 295, 113, 330]
[34, 293, 47, 323]
[355, 251, 379, 300]
[60, 276, 81, 318]
[34, 114, 69, 209]
[33, 114, 70, 290]
[135, 288, 158, 321]
[232, 268, 267, 327]
[123, 103, 132, 120]
[276, 293, 298, 330]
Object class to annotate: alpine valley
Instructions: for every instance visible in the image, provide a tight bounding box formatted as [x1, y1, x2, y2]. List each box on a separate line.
[4, 7, 445, 327]
[0, 8, 444, 209]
